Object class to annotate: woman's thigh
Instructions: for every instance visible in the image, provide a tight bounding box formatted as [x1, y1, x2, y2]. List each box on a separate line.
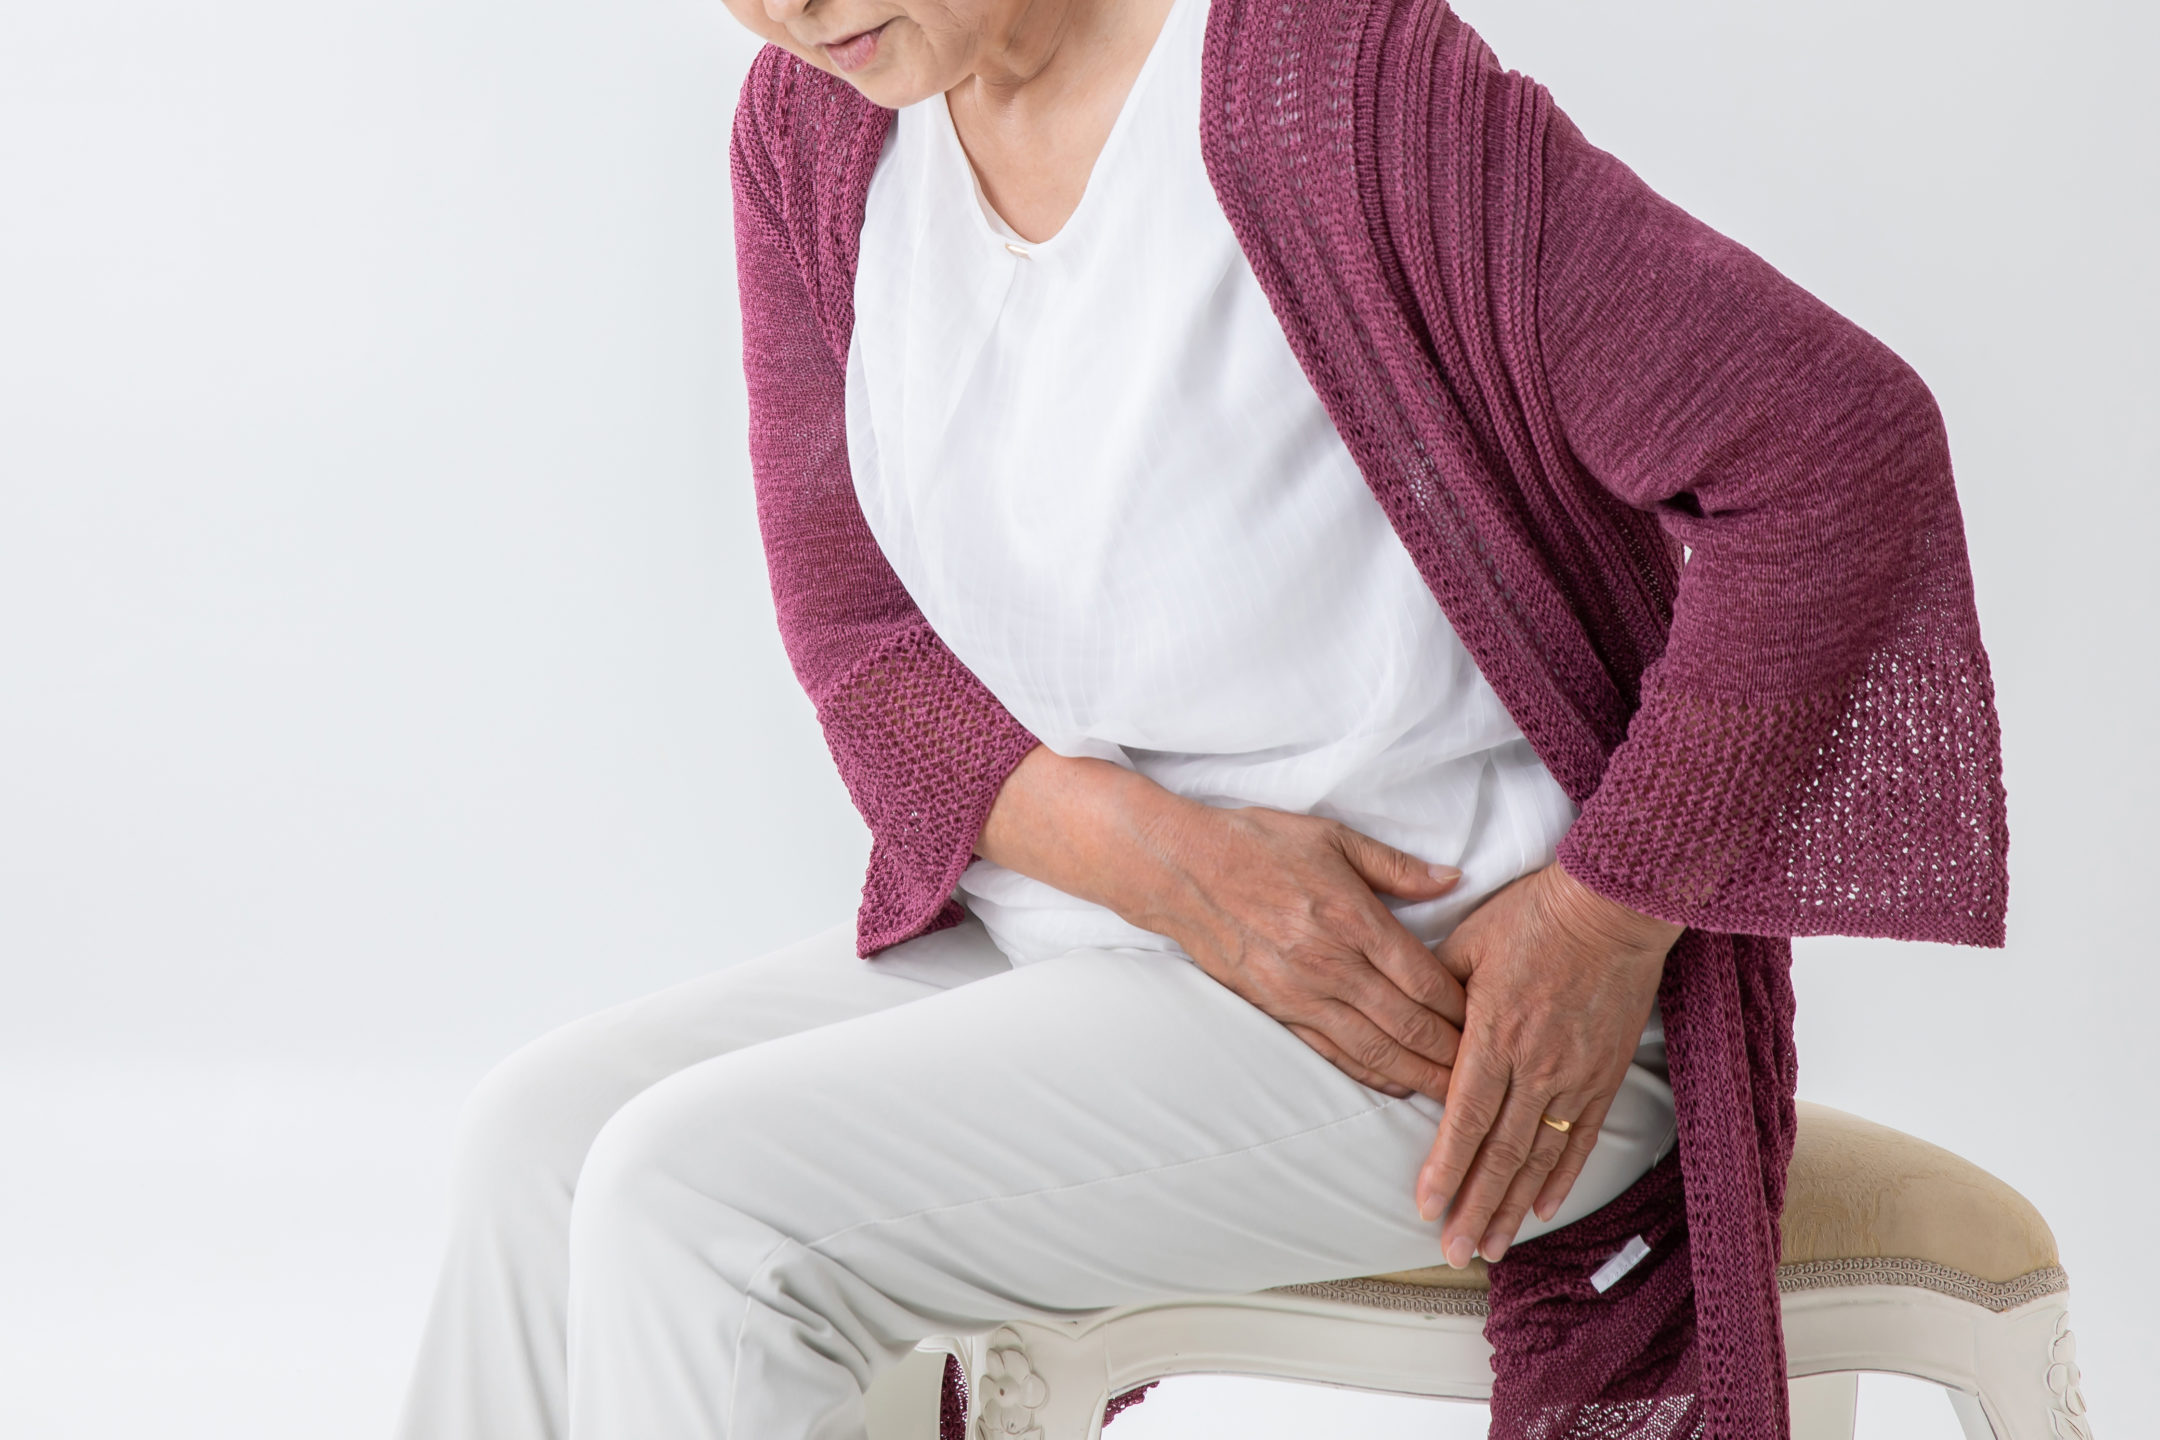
[448, 917, 1013, 1203]
[570, 943, 1677, 1324]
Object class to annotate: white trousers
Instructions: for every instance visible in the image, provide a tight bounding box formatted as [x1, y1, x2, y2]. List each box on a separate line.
[394, 917, 1677, 1440]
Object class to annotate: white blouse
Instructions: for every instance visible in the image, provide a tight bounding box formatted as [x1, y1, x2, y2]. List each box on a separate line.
[843, 0, 1579, 967]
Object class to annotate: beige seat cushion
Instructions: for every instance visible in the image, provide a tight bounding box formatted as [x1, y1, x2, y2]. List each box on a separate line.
[1367, 1101, 2056, 1293]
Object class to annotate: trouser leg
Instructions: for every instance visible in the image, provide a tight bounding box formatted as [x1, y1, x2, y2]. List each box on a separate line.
[565, 946, 1676, 1440]
[392, 920, 1012, 1440]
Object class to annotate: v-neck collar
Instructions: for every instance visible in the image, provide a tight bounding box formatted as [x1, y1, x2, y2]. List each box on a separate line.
[931, 0, 1195, 260]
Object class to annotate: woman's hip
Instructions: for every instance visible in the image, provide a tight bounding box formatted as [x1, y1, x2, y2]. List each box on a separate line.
[565, 943, 1675, 1314]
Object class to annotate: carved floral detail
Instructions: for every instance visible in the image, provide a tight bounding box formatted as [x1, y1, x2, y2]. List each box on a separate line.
[2045, 1311, 2092, 1440]
[975, 1327, 1049, 1440]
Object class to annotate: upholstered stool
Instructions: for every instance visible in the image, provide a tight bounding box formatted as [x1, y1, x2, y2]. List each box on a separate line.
[863, 1103, 2089, 1440]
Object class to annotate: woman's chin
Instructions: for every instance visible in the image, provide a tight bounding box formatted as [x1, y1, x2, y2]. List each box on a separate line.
[837, 75, 923, 108]
[829, 62, 939, 111]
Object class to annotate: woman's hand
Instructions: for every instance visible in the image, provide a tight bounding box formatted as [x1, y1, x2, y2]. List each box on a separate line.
[1139, 802, 1472, 1100]
[1413, 862, 1681, 1265]
[977, 747, 1471, 1099]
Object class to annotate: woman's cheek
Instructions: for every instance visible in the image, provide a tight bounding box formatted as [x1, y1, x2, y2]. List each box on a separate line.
[719, 0, 795, 50]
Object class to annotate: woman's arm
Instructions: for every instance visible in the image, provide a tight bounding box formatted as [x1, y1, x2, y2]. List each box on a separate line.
[734, 65, 1043, 954]
[1410, 98, 1996, 1267]
[1534, 104, 2001, 940]
[979, 746, 1475, 1100]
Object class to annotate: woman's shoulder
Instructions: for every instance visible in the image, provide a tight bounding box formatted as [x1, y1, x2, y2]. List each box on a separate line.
[731, 45, 890, 204]
[730, 46, 894, 361]
[1198, 0, 1515, 113]
[1196, 0, 1534, 229]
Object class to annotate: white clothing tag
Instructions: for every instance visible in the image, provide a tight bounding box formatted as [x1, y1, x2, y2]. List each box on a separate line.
[1590, 1234, 1653, 1294]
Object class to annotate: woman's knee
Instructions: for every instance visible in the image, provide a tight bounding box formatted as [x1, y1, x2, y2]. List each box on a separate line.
[449, 1015, 656, 1211]
[443, 929, 878, 1220]
[567, 1066, 757, 1277]
[569, 1050, 836, 1263]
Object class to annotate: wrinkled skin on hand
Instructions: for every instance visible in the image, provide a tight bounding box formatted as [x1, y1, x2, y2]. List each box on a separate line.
[1415, 862, 1681, 1265]
[975, 749, 1679, 1252]
[980, 751, 1472, 1098]
[1139, 803, 1470, 1102]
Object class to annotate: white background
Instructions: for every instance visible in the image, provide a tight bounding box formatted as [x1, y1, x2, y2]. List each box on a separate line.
[1, 1, 2152, 1436]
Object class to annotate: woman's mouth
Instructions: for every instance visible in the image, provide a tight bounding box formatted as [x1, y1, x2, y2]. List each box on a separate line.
[824, 21, 889, 74]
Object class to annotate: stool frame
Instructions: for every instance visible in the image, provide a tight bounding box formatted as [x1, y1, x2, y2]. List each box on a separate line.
[861, 1266, 2089, 1440]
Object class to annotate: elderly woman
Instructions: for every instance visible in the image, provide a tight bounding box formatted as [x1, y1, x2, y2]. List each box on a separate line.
[395, 0, 2007, 1436]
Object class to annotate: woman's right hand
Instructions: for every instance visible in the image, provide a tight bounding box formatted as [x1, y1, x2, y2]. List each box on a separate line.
[977, 747, 1469, 1099]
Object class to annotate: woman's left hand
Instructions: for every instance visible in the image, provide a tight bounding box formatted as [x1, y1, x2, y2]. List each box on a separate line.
[1413, 862, 1682, 1266]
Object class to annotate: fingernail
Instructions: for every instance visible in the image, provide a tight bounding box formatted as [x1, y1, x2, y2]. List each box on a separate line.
[1483, 1235, 1510, 1264]
[1417, 1193, 1441, 1223]
[1445, 1236, 1473, 1269]
[1428, 864, 1462, 881]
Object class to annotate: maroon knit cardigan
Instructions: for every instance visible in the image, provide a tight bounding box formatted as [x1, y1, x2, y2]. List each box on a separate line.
[729, 1, 2008, 1436]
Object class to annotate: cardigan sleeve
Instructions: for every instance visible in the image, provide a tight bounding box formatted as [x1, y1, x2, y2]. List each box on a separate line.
[1534, 110, 2009, 945]
[731, 75, 1040, 956]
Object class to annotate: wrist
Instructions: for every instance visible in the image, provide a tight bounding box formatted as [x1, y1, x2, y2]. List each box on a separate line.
[978, 747, 1214, 932]
[1548, 859, 1683, 955]
[1108, 774, 1220, 935]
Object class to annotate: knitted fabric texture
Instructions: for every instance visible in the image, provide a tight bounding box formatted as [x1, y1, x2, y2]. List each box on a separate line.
[729, 0, 2008, 1434]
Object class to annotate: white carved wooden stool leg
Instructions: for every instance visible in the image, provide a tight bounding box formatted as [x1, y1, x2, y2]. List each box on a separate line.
[960, 1323, 1113, 1440]
[863, 1345, 950, 1440]
[1789, 1371, 1858, 1440]
[1946, 1301, 2091, 1440]
[1782, 1284, 2087, 1440]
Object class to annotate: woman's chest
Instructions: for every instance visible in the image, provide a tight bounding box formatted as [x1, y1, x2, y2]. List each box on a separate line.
[841, 3, 1480, 759]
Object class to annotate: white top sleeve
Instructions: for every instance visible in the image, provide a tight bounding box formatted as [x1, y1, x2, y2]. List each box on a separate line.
[843, 0, 1578, 966]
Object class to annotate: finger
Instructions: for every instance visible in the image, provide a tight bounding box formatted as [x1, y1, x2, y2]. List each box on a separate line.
[1329, 960, 1462, 1073]
[1477, 1094, 1586, 1262]
[1414, 1036, 1508, 1226]
[1425, 867, 1539, 988]
[1428, 929, 1474, 986]
[1335, 827, 1462, 902]
[1285, 1022, 1415, 1098]
[1532, 1090, 1617, 1222]
[1356, 906, 1467, 1027]
[1309, 997, 1455, 1099]
[1436, 1084, 1553, 1268]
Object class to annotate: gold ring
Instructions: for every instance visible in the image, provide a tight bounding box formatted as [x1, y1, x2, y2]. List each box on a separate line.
[1540, 1114, 1572, 1134]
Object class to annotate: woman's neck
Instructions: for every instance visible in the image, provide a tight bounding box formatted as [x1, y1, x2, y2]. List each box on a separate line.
[944, 0, 1178, 243]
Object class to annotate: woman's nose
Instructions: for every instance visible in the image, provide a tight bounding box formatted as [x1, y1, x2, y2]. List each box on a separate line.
[763, 0, 813, 23]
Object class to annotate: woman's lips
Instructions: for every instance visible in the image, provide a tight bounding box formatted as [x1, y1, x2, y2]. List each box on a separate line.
[824, 21, 888, 74]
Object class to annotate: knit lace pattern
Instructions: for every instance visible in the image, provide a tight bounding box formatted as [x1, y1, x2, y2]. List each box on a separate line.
[729, 1, 2008, 1434]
